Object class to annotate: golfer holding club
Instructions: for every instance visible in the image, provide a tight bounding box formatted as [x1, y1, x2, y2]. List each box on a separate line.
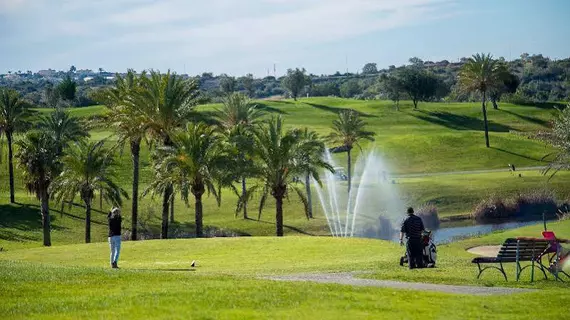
[108, 207, 122, 269]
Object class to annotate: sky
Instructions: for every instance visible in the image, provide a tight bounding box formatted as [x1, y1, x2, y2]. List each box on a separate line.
[1, 0, 569, 77]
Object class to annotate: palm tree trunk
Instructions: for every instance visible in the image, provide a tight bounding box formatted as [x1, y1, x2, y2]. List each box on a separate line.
[130, 139, 140, 241]
[347, 148, 352, 194]
[305, 173, 313, 219]
[275, 195, 284, 236]
[40, 183, 51, 246]
[99, 188, 103, 210]
[7, 131, 15, 203]
[195, 193, 204, 238]
[161, 137, 172, 239]
[161, 186, 171, 239]
[170, 194, 175, 223]
[241, 177, 248, 219]
[85, 198, 92, 243]
[412, 99, 418, 109]
[482, 91, 490, 148]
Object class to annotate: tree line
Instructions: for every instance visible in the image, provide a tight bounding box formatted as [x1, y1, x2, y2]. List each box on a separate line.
[1, 53, 568, 107]
[1, 69, 379, 246]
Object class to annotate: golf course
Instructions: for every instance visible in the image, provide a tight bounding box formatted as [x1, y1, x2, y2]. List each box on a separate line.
[1, 96, 570, 319]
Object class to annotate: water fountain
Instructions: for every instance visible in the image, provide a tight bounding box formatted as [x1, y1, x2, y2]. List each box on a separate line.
[314, 148, 404, 240]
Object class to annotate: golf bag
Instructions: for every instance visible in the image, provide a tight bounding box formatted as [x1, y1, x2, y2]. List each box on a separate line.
[399, 230, 437, 268]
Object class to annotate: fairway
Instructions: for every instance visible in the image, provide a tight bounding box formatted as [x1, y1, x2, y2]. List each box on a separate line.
[1, 220, 569, 319]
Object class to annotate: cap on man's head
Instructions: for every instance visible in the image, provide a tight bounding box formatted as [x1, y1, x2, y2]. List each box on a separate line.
[111, 207, 121, 215]
[407, 207, 414, 214]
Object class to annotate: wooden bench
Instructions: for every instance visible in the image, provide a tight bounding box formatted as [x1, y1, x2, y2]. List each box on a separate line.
[471, 238, 550, 281]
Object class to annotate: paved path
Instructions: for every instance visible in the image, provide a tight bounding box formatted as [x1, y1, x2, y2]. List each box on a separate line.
[392, 166, 545, 178]
[265, 272, 533, 296]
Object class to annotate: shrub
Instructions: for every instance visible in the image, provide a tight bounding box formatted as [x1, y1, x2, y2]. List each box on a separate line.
[415, 204, 440, 229]
[471, 190, 560, 223]
[471, 195, 515, 223]
[512, 189, 558, 220]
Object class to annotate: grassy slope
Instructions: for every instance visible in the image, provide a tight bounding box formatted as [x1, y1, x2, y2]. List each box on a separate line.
[3, 98, 570, 249]
[1, 220, 569, 319]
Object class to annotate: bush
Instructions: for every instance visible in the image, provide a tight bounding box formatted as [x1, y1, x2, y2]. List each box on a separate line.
[415, 204, 440, 229]
[471, 190, 560, 223]
[471, 195, 514, 223]
[512, 189, 558, 220]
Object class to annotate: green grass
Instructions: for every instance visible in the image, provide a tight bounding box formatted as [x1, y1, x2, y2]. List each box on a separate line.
[1, 220, 569, 319]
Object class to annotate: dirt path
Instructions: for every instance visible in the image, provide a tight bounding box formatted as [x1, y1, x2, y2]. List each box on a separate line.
[265, 272, 533, 295]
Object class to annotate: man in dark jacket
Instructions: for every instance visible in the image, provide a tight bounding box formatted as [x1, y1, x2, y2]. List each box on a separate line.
[108, 207, 122, 269]
[399, 207, 425, 269]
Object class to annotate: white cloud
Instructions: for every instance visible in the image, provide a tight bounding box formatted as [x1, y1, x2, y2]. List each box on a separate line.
[0, 0, 458, 73]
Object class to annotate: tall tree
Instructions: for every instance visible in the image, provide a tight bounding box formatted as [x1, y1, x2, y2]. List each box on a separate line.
[241, 73, 255, 97]
[50, 140, 128, 243]
[397, 67, 438, 109]
[0, 88, 31, 203]
[219, 75, 237, 95]
[16, 131, 60, 246]
[147, 123, 228, 238]
[91, 70, 147, 240]
[282, 68, 311, 101]
[215, 93, 264, 219]
[362, 63, 378, 74]
[133, 70, 203, 239]
[293, 128, 327, 219]
[246, 116, 332, 236]
[328, 110, 375, 193]
[57, 74, 77, 102]
[458, 53, 508, 148]
[489, 71, 520, 109]
[379, 74, 403, 110]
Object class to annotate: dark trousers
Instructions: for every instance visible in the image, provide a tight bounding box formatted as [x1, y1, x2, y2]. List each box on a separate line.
[406, 238, 424, 269]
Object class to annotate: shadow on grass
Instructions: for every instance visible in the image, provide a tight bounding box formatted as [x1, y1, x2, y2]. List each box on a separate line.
[491, 147, 546, 162]
[305, 103, 376, 118]
[500, 109, 550, 127]
[411, 111, 513, 132]
[254, 218, 317, 236]
[254, 103, 288, 114]
[0, 203, 69, 242]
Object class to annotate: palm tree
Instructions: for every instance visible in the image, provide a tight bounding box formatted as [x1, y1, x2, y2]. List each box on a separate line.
[133, 70, 203, 239]
[146, 123, 228, 238]
[293, 128, 327, 219]
[0, 88, 31, 203]
[328, 110, 375, 193]
[247, 116, 333, 236]
[15, 131, 60, 246]
[49, 140, 128, 243]
[215, 93, 264, 219]
[538, 104, 570, 179]
[131, 71, 203, 239]
[92, 70, 147, 240]
[458, 53, 508, 148]
[38, 107, 89, 156]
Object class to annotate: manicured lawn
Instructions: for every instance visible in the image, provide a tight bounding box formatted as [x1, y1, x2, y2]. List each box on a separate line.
[1, 220, 569, 319]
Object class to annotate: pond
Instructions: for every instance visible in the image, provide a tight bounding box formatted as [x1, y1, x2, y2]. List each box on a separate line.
[430, 219, 552, 244]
